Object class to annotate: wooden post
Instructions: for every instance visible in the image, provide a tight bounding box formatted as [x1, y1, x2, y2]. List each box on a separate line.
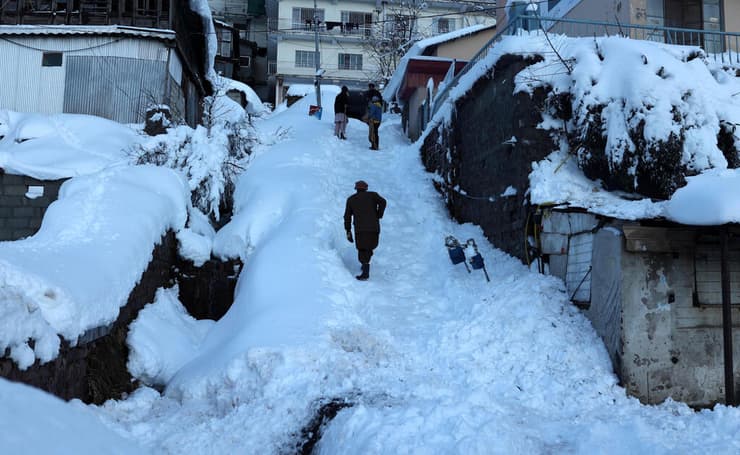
[721, 227, 736, 406]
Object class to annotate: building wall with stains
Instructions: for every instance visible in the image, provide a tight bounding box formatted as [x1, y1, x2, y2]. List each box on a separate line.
[616, 232, 740, 406]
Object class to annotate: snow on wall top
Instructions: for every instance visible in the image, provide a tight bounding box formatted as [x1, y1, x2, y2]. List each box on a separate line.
[0, 110, 139, 180]
[433, 32, 740, 224]
[0, 165, 189, 369]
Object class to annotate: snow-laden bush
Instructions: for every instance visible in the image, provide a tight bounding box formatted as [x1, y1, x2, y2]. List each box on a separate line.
[131, 96, 258, 222]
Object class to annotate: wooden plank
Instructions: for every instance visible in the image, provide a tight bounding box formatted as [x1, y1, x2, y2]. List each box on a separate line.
[623, 225, 696, 252]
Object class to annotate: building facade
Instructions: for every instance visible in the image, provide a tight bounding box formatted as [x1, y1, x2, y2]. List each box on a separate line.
[0, 0, 211, 126]
[266, 0, 497, 104]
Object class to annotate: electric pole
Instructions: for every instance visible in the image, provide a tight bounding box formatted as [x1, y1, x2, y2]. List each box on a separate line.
[314, 0, 322, 108]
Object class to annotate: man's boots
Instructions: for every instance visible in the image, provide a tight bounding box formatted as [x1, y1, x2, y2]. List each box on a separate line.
[356, 263, 370, 281]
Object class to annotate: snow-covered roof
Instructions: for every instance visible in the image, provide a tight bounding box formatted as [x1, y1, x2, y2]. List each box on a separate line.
[0, 25, 176, 40]
[383, 23, 496, 102]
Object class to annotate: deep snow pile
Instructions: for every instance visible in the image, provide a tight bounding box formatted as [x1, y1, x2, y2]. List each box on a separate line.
[0, 109, 138, 180]
[79, 89, 740, 454]
[434, 33, 740, 203]
[0, 165, 190, 368]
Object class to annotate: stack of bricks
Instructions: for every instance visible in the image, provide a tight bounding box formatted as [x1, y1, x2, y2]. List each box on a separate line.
[0, 173, 67, 241]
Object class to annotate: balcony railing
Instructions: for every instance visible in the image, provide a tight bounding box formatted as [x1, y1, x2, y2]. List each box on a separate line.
[268, 17, 373, 38]
[431, 14, 740, 119]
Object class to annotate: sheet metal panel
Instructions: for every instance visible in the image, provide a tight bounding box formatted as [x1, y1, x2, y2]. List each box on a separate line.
[64, 55, 167, 123]
[566, 232, 593, 303]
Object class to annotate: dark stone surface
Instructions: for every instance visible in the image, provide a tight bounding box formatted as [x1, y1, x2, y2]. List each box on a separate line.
[421, 54, 555, 262]
[0, 174, 67, 241]
[0, 232, 177, 404]
[176, 257, 241, 320]
[144, 106, 173, 136]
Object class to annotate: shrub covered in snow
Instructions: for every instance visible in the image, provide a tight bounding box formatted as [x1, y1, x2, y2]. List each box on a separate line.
[131, 98, 258, 222]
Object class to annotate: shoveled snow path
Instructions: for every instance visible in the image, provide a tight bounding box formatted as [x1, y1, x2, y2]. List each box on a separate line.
[94, 98, 740, 455]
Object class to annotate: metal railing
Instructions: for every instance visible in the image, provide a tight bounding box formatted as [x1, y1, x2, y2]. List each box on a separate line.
[430, 14, 740, 119]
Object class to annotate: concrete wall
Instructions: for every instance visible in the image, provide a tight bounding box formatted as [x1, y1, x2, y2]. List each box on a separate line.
[421, 54, 555, 261]
[0, 173, 66, 241]
[616, 228, 740, 406]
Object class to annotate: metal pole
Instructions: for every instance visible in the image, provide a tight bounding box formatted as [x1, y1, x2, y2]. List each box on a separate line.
[721, 227, 735, 406]
[313, 0, 322, 108]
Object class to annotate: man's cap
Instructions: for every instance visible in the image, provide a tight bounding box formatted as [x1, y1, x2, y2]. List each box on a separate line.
[368, 82, 375, 87]
[354, 180, 369, 190]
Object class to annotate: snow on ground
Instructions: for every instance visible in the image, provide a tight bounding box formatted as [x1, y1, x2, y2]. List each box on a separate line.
[79, 90, 740, 454]
[0, 378, 146, 455]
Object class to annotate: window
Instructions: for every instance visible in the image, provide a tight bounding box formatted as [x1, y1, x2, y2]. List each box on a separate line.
[42, 52, 62, 67]
[293, 7, 325, 31]
[338, 53, 362, 70]
[436, 18, 454, 34]
[295, 50, 317, 68]
[239, 56, 251, 68]
[219, 31, 232, 57]
[341, 11, 373, 36]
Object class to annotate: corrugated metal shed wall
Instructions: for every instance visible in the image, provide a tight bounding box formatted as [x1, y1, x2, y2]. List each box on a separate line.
[0, 35, 174, 122]
[64, 56, 167, 123]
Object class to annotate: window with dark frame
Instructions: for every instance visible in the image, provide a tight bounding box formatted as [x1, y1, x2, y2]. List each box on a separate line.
[292, 7, 325, 31]
[338, 53, 362, 70]
[42, 52, 63, 67]
[437, 18, 454, 34]
[295, 50, 317, 68]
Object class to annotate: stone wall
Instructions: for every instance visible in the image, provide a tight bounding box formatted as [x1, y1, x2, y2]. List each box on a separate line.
[421, 54, 555, 262]
[0, 232, 177, 404]
[177, 257, 242, 320]
[0, 173, 67, 241]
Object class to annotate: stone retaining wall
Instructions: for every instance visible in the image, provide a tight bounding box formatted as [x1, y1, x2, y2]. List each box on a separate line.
[421, 54, 555, 262]
[0, 231, 177, 404]
[0, 173, 67, 241]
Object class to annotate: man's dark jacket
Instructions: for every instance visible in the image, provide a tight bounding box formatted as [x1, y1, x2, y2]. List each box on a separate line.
[344, 190, 387, 234]
[334, 91, 348, 114]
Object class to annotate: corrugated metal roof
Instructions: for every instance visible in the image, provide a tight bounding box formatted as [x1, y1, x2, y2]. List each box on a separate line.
[0, 25, 176, 41]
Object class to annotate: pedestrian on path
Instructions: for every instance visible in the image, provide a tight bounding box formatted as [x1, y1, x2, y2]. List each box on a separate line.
[334, 86, 349, 139]
[367, 96, 382, 150]
[344, 180, 387, 281]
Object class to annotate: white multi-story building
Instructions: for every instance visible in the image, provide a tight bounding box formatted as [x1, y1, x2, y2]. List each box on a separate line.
[266, 0, 496, 103]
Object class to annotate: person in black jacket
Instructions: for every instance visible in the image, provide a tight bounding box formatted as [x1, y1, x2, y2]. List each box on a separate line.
[334, 86, 349, 139]
[344, 180, 387, 281]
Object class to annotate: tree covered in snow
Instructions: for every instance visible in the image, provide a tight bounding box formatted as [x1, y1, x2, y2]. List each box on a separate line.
[131, 92, 259, 222]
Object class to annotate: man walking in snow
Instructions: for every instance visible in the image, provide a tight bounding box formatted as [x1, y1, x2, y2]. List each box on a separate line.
[344, 180, 387, 281]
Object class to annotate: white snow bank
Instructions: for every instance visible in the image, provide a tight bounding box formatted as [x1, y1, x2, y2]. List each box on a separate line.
[0, 165, 189, 368]
[127, 287, 214, 386]
[0, 378, 146, 454]
[666, 169, 740, 225]
[530, 150, 667, 220]
[0, 109, 139, 180]
[219, 76, 270, 116]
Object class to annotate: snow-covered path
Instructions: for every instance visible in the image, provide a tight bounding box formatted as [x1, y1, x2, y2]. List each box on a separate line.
[94, 91, 740, 454]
